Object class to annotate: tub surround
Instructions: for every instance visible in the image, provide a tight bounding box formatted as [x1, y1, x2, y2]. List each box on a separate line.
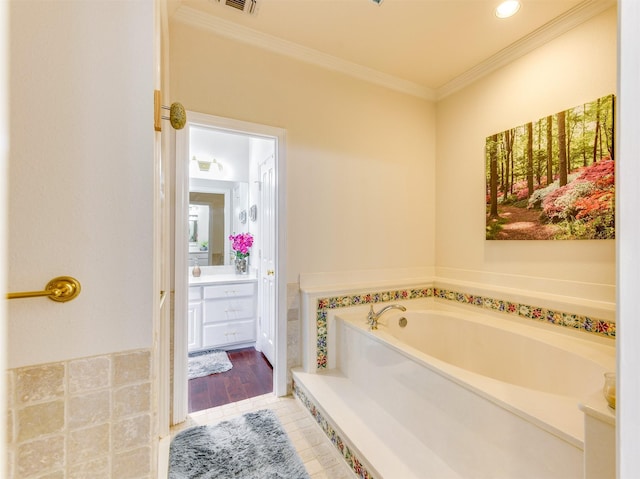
[302, 276, 615, 373]
[293, 371, 468, 479]
[296, 271, 616, 479]
[580, 392, 616, 479]
[293, 367, 583, 479]
[293, 378, 377, 479]
[435, 267, 615, 306]
[338, 306, 613, 442]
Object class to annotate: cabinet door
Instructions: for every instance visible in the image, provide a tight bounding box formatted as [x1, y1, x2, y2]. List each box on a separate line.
[187, 300, 202, 351]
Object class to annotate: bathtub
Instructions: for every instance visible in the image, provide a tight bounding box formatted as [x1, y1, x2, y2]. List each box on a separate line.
[334, 304, 616, 478]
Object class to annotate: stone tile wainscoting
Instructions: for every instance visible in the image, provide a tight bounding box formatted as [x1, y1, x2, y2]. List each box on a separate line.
[287, 282, 302, 393]
[6, 349, 155, 479]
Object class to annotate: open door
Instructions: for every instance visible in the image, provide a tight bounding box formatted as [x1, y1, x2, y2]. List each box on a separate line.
[257, 153, 276, 364]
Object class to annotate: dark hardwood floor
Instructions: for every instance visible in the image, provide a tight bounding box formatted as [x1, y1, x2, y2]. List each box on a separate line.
[188, 347, 273, 413]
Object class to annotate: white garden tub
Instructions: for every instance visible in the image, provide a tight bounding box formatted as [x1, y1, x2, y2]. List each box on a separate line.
[334, 305, 615, 478]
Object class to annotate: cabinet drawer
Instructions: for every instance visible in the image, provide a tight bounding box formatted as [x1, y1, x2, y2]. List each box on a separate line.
[203, 297, 255, 323]
[188, 287, 202, 301]
[203, 282, 254, 299]
[202, 320, 256, 348]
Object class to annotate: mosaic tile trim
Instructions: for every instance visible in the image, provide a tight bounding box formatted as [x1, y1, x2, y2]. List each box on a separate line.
[293, 380, 375, 479]
[315, 287, 432, 369]
[315, 285, 615, 369]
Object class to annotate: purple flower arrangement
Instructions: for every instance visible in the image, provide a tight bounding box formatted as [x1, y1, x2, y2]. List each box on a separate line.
[229, 233, 254, 259]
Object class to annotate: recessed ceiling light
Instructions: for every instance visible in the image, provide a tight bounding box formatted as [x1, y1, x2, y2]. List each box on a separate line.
[495, 0, 521, 19]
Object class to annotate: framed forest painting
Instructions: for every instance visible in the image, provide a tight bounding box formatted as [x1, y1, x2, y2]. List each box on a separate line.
[485, 94, 615, 240]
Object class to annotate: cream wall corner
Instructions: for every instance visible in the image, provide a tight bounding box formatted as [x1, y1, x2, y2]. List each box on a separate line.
[435, 7, 617, 305]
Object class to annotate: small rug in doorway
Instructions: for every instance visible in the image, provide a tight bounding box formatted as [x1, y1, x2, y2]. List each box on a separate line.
[169, 409, 310, 479]
[188, 348, 233, 380]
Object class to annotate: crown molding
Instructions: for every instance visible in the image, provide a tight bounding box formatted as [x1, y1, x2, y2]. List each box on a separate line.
[172, 0, 616, 103]
[172, 6, 436, 101]
[435, 0, 617, 100]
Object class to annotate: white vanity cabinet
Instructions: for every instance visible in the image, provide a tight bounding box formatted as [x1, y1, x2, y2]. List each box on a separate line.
[188, 276, 257, 352]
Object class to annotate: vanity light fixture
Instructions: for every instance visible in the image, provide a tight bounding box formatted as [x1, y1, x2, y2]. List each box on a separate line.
[495, 0, 521, 18]
[211, 158, 223, 172]
[192, 156, 211, 171]
[192, 156, 224, 173]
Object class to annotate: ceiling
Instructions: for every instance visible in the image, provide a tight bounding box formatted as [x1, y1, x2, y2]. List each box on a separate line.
[169, 0, 616, 99]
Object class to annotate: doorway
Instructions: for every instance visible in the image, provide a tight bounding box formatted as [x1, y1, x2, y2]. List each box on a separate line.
[172, 111, 287, 424]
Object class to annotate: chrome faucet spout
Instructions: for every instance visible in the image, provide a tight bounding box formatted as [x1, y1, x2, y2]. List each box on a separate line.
[366, 304, 407, 330]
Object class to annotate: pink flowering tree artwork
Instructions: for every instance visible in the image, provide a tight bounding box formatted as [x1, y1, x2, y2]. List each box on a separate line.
[486, 94, 615, 240]
[229, 232, 254, 259]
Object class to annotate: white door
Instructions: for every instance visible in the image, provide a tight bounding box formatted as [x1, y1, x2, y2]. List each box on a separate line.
[258, 154, 276, 365]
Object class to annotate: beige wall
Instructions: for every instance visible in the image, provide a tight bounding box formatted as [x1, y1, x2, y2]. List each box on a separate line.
[435, 7, 617, 303]
[8, 1, 155, 368]
[169, 21, 437, 281]
[7, 1, 157, 477]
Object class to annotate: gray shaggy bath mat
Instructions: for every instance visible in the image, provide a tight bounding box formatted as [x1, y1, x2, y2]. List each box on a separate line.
[169, 409, 310, 479]
[188, 348, 232, 379]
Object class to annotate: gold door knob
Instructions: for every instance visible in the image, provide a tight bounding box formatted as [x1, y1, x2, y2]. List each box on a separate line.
[267, 269, 275, 276]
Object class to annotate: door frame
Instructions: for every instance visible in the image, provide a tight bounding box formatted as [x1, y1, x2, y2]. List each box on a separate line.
[172, 111, 287, 424]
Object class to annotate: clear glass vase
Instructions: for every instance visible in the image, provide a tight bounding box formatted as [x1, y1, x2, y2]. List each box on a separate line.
[603, 372, 616, 409]
[234, 256, 249, 275]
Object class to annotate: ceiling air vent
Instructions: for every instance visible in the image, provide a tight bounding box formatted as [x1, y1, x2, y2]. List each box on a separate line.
[220, 0, 258, 15]
[226, 0, 245, 11]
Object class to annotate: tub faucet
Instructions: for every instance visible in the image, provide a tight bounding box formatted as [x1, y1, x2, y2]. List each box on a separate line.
[367, 304, 406, 330]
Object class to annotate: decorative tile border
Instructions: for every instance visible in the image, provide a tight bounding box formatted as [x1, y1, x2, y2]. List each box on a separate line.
[315, 288, 432, 369]
[293, 380, 375, 479]
[315, 285, 615, 369]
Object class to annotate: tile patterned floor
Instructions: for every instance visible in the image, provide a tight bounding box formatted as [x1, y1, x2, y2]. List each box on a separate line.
[170, 393, 355, 479]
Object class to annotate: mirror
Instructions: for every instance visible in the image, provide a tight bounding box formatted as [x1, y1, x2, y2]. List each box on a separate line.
[189, 193, 223, 265]
[188, 204, 207, 245]
[189, 179, 249, 267]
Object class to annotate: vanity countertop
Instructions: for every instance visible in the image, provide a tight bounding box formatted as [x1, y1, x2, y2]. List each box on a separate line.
[189, 271, 257, 286]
